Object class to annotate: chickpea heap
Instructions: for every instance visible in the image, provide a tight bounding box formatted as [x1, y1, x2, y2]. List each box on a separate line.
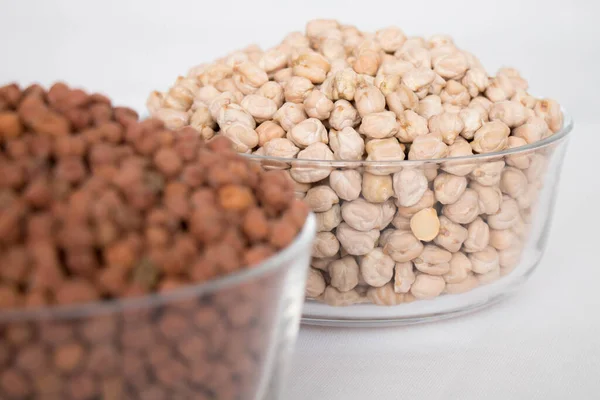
[0, 82, 308, 399]
[149, 19, 564, 307]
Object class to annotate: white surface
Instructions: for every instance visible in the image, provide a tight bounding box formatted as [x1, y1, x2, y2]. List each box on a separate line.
[1, 1, 599, 399]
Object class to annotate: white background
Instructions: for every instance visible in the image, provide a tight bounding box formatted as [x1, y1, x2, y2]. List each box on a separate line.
[1, 1, 599, 399]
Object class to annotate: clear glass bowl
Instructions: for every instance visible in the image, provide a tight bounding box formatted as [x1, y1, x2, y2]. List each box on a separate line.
[247, 114, 573, 327]
[0, 215, 316, 399]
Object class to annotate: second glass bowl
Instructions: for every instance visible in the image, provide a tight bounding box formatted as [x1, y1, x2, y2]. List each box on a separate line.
[247, 114, 573, 327]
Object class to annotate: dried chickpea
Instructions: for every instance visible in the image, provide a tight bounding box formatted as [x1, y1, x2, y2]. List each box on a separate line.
[303, 185, 339, 212]
[487, 196, 520, 230]
[284, 76, 314, 103]
[462, 217, 490, 253]
[410, 208, 440, 241]
[397, 109, 429, 143]
[410, 274, 445, 299]
[416, 95, 443, 119]
[312, 232, 340, 258]
[396, 189, 435, 218]
[434, 216, 468, 253]
[360, 248, 395, 287]
[354, 82, 386, 117]
[434, 173, 467, 205]
[327, 256, 360, 292]
[329, 169, 362, 201]
[273, 102, 307, 132]
[442, 188, 479, 224]
[443, 252, 472, 284]
[304, 90, 334, 120]
[316, 204, 342, 232]
[393, 168, 428, 207]
[428, 112, 464, 145]
[361, 172, 393, 203]
[306, 268, 326, 297]
[287, 118, 328, 148]
[329, 127, 364, 161]
[359, 111, 399, 139]
[469, 182, 503, 215]
[469, 246, 499, 274]
[329, 100, 360, 131]
[336, 222, 380, 256]
[408, 133, 448, 160]
[499, 167, 528, 199]
[504, 137, 531, 169]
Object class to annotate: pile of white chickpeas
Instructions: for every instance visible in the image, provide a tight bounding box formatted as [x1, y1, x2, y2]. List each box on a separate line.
[148, 19, 564, 306]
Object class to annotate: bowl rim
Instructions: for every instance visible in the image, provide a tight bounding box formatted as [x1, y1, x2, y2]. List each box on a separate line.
[243, 111, 574, 167]
[0, 214, 316, 322]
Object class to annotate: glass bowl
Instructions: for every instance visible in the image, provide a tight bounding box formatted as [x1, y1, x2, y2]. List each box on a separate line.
[0, 215, 316, 399]
[246, 114, 573, 327]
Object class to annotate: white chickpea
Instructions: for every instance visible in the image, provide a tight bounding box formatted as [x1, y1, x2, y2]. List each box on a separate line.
[402, 66, 436, 92]
[217, 103, 256, 130]
[500, 167, 528, 199]
[284, 76, 315, 104]
[233, 61, 269, 94]
[292, 51, 331, 84]
[193, 86, 221, 110]
[399, 46, 431, 69]
[354, 82, 386, 117]
[517, 184, 539, 210]
[273, 102, 308, 132]
[328, 127, 365, 161]
[256, 121, 286, 146]
[444, 252, 472, 284]
[287, 118, 328, 148]
[208, 92, 239, 120]
[487, 100, 528, 129]
[513, 116, 550, 144]
[410, 274, 446, 299]
[400, 37, 427, 52]
[261, 137, 299, 159]
[445, 274, 478, 294]
[477, 265, 501, 285]
[303, 185, 339, 212]
[410, 208, 440, 242]
[315, 204, 342, 232]
[469, 182, 502, 215]
[487, 196, 520, 230]
[363, 137, 404, 174]
[368, 283, 415, 305]
[331, 68, 359, 101]
[290, 142, 334, 183]
[392, 211, 412, 231]
[512, 89, 538, 109]
[328, 256, 360, 292]
[434, 216, 468, 253]
[273, 68, 294, 85]
[360, 248, 395, 287]
[358, 111, 400, 139]
[393, 262, 415, 293]
[329, 170, 362, 201]
[321, 39, 346, 61]
[341, 198, 385, 232]
[221, 122, 259, 153]
[240, 94, 278, 123]
[311, 257, 335, 271]
[197, 63, 233, 86]
[497, 67, 528, 90]
[304, 90, 334, 120]
[336, 222, 380, 256]
[433, 51, 468, 80]
[440, 80, 470, 107]
[329, 100, 361, 130]
[396, 109, 429, 143]
[146, 91, 164, 116]
[428, 73, 447, 96]
[463, 217, 490, 253]
[534, 98, 563, 133]
[362, 172, 394, 203]
[485, 74, 516, 102]
[376, 26, 407, 53]
[505, 137, 531, 169]
[442, 188, 480, 224]
[323, 286, 364, 306]
[259, 48, 288, 73]
[408, 133, 448, 160]
[489, 229, 519, 251]
[470, 160, 505, 186]
[214, 78, 238, 93]
[378, 59, 414, 78]
[382, 230, 424, 262]
[441, 137, 477, 176]
[306, 268, 326, 298]
[434, 173, 467, 205]
[313, 232, 340, 258]
[462, 68, 489, 98]
[189, 105, 216, 132]
[374, 74, 401, 97]
[393, 168, 428, 207]
[416, 95, 443, 120]
[154, 108, 190, 130]
[396, 189, 435, 218]
[428, 112, 464, 145]
[254, 81, 284, 109]
[469, 246, 499, 274]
